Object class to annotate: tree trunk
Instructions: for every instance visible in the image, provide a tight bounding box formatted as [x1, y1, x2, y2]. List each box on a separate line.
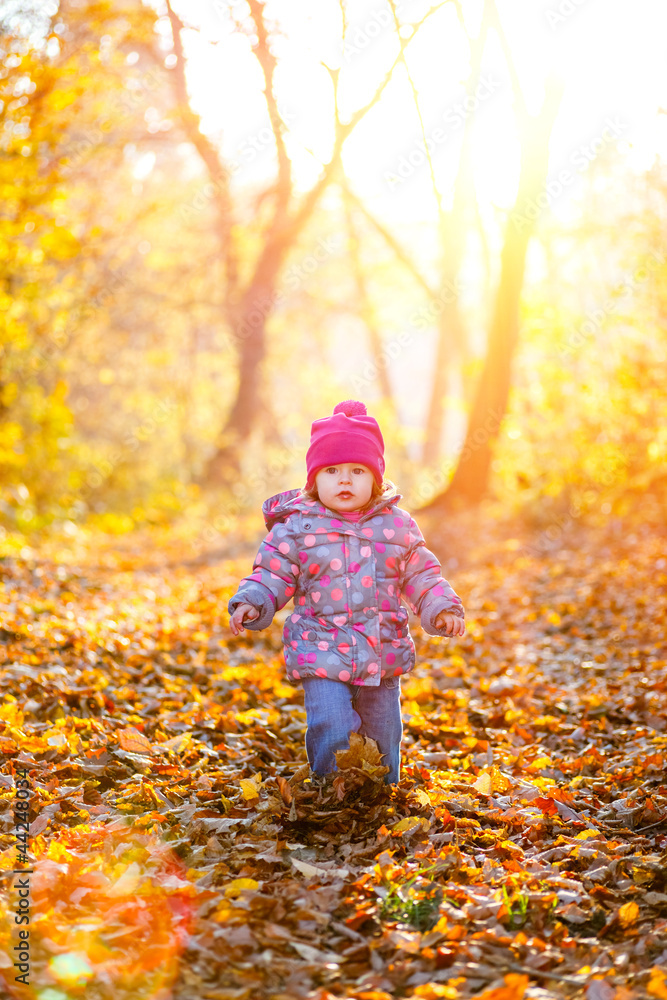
[201, 244, 284, 486]
[343, 195, 395, 408]
[200, 5, 452, 489]
[421, 269, 469, 466]
[420, 3, 490, 467]
[417, 79, 563, 512]
[161, 1, 468, 490]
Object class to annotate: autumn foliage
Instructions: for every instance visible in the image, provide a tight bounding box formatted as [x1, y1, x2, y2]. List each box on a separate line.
[1, 510, 666, 998]
[2, 2, 667, 996]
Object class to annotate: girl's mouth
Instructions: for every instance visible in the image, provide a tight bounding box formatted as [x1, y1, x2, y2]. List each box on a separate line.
[337, 491, 353, 498]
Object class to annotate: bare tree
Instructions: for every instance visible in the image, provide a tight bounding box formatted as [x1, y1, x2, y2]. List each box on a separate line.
[418, 15, 563, 511]
[338, 0, 562, 511]
[339, 0, 490, 468]
[415, 0, 490, 465]
[158, 0, 449, 488]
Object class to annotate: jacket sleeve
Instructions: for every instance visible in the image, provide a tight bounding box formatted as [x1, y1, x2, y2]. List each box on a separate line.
[400, 518, 465, 637]
[227, 517, 301, 631]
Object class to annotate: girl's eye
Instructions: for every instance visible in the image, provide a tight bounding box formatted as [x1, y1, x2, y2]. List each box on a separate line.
[325, 466, 366, 474]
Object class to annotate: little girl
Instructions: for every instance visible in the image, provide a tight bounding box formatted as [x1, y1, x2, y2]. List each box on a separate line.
[228, 400, 465, 785]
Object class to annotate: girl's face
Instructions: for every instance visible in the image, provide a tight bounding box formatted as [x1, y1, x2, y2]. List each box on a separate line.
[314, 463, 375, 512]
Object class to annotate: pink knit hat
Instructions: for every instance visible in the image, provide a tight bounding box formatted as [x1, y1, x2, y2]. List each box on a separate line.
[305, 400, 385, 490]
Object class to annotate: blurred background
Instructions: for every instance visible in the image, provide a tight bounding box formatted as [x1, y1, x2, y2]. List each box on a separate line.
[1, 0, 665, 553]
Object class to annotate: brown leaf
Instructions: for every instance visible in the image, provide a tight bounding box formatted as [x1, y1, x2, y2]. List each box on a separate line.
[276, 775, 292, 805]
[335, 731, 384, 770]
[586, 980, 616, 1000]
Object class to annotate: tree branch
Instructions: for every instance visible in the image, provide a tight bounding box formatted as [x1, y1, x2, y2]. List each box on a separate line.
[281, 1, 451, 249]
[164, 0, 239, 309]
[487, 0, 528, 124]
[387, 0, 446, 223]
[246, 0, 292, 234]
[340, 180, 438, 302]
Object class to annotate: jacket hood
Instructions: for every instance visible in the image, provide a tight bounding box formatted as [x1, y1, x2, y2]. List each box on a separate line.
[261, 480, 403, 531]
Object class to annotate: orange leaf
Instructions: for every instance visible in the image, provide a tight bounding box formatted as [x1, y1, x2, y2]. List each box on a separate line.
[648, 968, 667, 1000]
[534, 796, 558, 816]
[474, 973, 529, 1000]
[276, 775, 292, 805]
[117, 727, 153, 755]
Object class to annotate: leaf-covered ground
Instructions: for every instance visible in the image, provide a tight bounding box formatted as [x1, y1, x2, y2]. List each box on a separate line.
[1, 511, 667, 1000]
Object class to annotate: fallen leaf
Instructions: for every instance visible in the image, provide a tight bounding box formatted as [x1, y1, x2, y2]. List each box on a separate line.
[240, 773, 263, 800]
[618, 901, 639, 927]
[117, 727, 153, 754]
[648, 968, 667, 1000]
[224, 878, 260, 898]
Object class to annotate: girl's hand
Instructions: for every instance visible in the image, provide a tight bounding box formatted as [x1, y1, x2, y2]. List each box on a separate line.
[433, 611, 466, 637]
[229, 603, 260, 635]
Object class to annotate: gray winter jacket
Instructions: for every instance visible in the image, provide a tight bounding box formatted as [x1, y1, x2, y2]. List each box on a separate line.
[228, 482, 464, 687]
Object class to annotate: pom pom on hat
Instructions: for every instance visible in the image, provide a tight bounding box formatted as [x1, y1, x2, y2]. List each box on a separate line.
[305, 399, 385, 489]
[333, 400, 367, 417]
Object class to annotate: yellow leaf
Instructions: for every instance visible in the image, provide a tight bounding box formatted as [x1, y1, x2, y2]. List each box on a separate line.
[240, 773, 263, 800]
[618, 901, 639, 927]
[392, 816, 421, 834]
[392, 816, 430, 835]
[224, 878, 259, 898]
[48, 952, 93, 987]
[107, 862, 141, 898]
[526, 756, 552, 772]
[497, 839, 524, 856]
[473, 766, 512, 795]
[213, 901, 233, 922]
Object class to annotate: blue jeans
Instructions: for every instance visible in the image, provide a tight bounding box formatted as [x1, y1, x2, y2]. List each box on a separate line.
[301, 676, 403, 785]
